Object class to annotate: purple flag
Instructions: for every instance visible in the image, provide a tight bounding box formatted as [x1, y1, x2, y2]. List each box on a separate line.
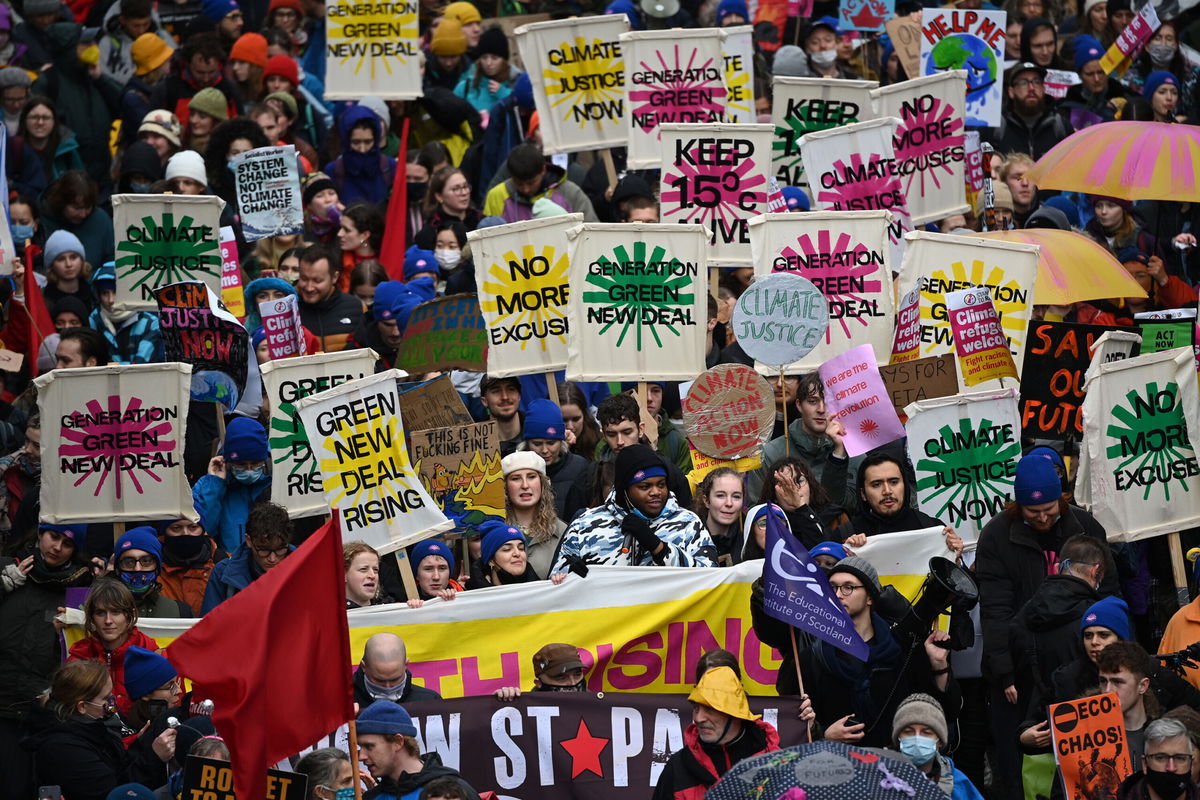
[762, 506, 869, 661]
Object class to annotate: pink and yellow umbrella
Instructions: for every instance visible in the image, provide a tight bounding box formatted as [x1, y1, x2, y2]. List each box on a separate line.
[1026, 121, 1200, 201]
[969, 229, 1147, 306]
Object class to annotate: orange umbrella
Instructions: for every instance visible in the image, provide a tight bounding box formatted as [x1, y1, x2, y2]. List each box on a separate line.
[1026, 121, 1200, 202]
[969, 229, 1147, 306]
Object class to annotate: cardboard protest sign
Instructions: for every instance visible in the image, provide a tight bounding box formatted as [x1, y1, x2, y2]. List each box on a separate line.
[259, 295, 306, 360]
[515, 16, 629, 154]
[182, 754, 307, 800]
[468, 215, 580, 378]
[113, 194, 223, 311]
[896, 230, 1040, 390]
[885, 15, 922, 80]
[564, 223, 708, 381]
[36, 362, 194, 524]
[397, 375, 474, 432]
[231, 145, 303, 241]
[892, 286, 922, 362]
[659, 123, 773, 266]
[155, 281, 249, 409]
[409, 420, 505, 528]
[1076, 348, 1200, 543]
[260, 350, 378, 518]
[905, 388, 1022, 545]
[879, 353, 958, 417]
[748, 211, 894, 369]
[798, 117, 913, 267]
[870, 72, 969, 224]
[324, 0, 421, 99]
[396, 294, 488, 374]
[621, 30, 728, 169]
[720, 26, 756, 124]
[732, 272, 828, 368]
[218, 226, 244, 320]
[1100, 3, 1159, 75]
[1020, 321, 1123, 440]
[770, 76, 877, 189]
[946, 287, 1018, 386]
[295, 370, 451, 551]
[840, 0, 893, 31]
[681, 364, 775, 460]
[1048, 693, 1133, 800]
[920, 9, 1006, 127]
[819, 344, 906, 456]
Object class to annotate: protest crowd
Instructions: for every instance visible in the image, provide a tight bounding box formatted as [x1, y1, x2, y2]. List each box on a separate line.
[6, 0, 1200, 796]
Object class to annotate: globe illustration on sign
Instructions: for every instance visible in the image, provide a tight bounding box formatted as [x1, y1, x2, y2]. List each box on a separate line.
[926, 34, 997, 102]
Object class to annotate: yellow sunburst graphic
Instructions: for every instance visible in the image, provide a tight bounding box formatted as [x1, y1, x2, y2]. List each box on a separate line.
[479, 243, 570, 353]
[327, 0, 418, 79]
[723, 57, 752, 121]
[542, 35, 624, 129]
[318, 415, 415, 509]
[919, 258, 1030, 359]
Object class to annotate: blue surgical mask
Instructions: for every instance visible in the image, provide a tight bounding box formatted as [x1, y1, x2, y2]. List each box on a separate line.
[334, 789, 356, 800]
[10, 223, 32, 243]
[130, 181, 153, 193]
[119, 569, 159, 594]
[232, 466, 265, 484]
[899, 735, 939, 766]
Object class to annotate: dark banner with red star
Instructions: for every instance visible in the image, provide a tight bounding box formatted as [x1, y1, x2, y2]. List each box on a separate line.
[403, 692, 809, 799]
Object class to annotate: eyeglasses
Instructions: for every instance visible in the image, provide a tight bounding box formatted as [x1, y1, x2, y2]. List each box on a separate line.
[830, 583, 864, 596]
[253, 545, 290, 559]
[1146, 753, 1194, 767]
[117, 555, 158, 570]
[1012, 78, 1045, 88]
[446, 184, 471, 193]
[84, 695, 116, 710]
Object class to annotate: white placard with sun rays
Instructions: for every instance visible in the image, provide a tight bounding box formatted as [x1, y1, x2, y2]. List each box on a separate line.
[467, 214, 580, 379]
[749, 210, 895, 370]
[295, 370, 451, 553]
[896, 230, 1040, 391]
[324, 0, 421, 100]
[720, 26, 756, 124]
[515, 15, 629, 154]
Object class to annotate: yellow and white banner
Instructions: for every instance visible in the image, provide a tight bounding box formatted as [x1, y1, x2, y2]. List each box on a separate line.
[324, 0, 421, 99]
[720, 25, 756, 124]
[853, 525, 955, 598]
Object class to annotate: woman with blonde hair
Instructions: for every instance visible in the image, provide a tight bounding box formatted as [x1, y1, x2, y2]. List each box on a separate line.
[501, 452, 566, 579]
[344, 541, 391, 608]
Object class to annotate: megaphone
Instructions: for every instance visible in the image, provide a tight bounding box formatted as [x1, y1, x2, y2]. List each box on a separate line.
[892, 557, 980, 651]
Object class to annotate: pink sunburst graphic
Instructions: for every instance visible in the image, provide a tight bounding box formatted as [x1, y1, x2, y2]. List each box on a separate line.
[629, 45, 727, 134]
[815, 152, 913, 250]
[859, 418, 881, 437]
[59, 395, 177, 498]
[661, 150, 767, 238]
[894, 96, 965, 200]
[777, 229, 885, 342]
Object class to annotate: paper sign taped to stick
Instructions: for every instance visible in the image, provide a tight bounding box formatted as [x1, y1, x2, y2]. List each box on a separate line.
[259, 295, 306, 360]
[324, 0, 421, 99]
[721, 26, 756, 124]
[920, 9, 1007, 127]
[732, 272, 828, 367]
[681, 364, 775, 460]
[218, 226, 244, 320]
[892, 286, 922, 362]
[155, 281, 249, 410]
[770, 76, 878, 191]
[409, 420, 505, 528]
[36, 362, 195, 524]
[113, 194, 224, 311]
[396, 294, 488, 374]
[231, 145, 303, 241]
[946, 286, 1018, 386]
[819, 343, 906, 456]
[295, 370, 451, 552]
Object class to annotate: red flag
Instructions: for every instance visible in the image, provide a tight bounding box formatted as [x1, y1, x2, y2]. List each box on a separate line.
[379, 116, 412, 280]
[17, 243, 53, 377]
[166, 514, 353, 800]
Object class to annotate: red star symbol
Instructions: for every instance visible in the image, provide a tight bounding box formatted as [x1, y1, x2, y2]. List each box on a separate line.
[560, 719, 609, 778]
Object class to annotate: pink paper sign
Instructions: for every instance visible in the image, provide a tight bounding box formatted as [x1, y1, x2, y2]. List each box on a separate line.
[219, 226, 245, 320]
[259, 295, 306, 360]
[946, 286, 1017, 385]
[817, 343, 906, 457]
[891, 286, 922, 362]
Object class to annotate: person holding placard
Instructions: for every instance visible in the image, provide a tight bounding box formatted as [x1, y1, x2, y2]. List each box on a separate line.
[66, 578, 161, 714]
[840, 454, 963, 551]
[467, 520, 567, 588]
[403, 540, 464, 607]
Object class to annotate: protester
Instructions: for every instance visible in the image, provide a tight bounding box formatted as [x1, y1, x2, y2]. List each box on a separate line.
[501, 452, 567, 578]
[1116, 716, 1200, 800]
[356, 701, 480, 800]
[353, 633, 441, 709]
[155, 515, 223, 615]
[494, 642, 590, 700]
[594, 393, 692, 503]
[344, 541, 389, 608]
[892, 693, 986, 800]
[111, 527, 193, 617]
[67, 577, 160, 714]
[694, 467, 746, 564]
[518, 399, 590, 524]
[480, 374, 523, 455]
[201, 501, 295, 612]
[192, 416, 271, 553]
[404, 539, 463, 606]
[295, 244, 365, 352]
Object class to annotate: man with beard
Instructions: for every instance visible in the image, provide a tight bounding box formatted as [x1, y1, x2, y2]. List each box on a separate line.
[494, 643, 589, 700]
[839, 454, 964, 555]
[480, 375, 522, 456]
[987, 62, 1072, 162]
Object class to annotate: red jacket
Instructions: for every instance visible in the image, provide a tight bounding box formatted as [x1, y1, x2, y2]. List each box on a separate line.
[652, 719, 780, 800]
[67, 628, 160, 714]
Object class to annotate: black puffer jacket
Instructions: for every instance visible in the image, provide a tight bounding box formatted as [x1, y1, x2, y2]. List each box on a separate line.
[546, 450, 592, 523]
[22, 701, 130, 800]
[1010, 573, 1099, 698]
[365, 753, 479, 800]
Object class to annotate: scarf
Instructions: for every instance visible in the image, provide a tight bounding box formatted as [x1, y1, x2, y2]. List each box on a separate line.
[27, 550, 91, 587]
[814, 612, 903, 726]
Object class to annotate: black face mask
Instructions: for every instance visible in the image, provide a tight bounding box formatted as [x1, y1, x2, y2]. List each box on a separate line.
[146, 698, 169, 720]
[1145, 769, 1191, 800]
[407, 182, 427, 203]
[163, 535, 206, 561]
[537, 680, 586, 692]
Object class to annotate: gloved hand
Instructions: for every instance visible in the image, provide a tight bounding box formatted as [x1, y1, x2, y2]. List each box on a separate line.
[621, 514, 661, 554]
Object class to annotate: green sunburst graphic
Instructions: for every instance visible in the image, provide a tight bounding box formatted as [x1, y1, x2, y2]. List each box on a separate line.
[915, 416, 1021, 524]
[269, 399, 314, 480]
[116, 213, 221, 291]
[772, 103, 861, 181]
[1106, 381, 1197, 501]
[581, 241, 695, 350]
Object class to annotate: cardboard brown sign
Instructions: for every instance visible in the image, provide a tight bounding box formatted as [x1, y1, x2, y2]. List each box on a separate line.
[879, 353, 958, 416]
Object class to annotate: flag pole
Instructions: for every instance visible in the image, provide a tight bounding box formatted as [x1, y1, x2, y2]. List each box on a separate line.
[348, 718, 364, 800]
[780, 366, 790, 458]
[1169, 532, 1190, 607]
[788, 626, 811, 742]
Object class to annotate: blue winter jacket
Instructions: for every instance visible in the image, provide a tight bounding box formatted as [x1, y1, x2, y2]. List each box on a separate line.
[191, 471, 271, 555]
[201, 541, 295, 614]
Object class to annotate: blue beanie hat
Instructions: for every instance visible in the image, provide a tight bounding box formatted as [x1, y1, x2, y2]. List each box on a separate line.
[1073, 35, 1103, 72]
[107, 784, 157, 800]
[223, 416, 268, 462]
[357, 699, 418, 736]
[1025, 446, 1066, 492]
[1043, 196, 1081, 228]
[1117, 245, 1149, 265]
[782, 185, 809, 211]
[477, 216, 507, 230]
[412, 538, 456, 576]
[811, 540, 848, 560]
[606, 0, 643, 28]
[373, 280, 406, 322]
[391, 276, 437, 332]
[523, 398, 565, 441]
[251, 326, 268, 351]
[403, 246, 437, 283]
[245, 276, 295, 307]
[479, 519, 525, 567]
[123, 645, 178, 700]
[200, 0, 239, 22]
[879, 34, 895, 72]
[1014, 453, 1061, 505]
[92, 261, 117, 290]
[716, 0, 749, 25]
[43, 230, 85, 269]
[1144, 70, 1179, 100]
[751, 503, 789, 528]
[115, 526, 163, 563]
[1080, 596, 1131, 641]
[513, 72, 535, 111]
[40, 522, 88, 553]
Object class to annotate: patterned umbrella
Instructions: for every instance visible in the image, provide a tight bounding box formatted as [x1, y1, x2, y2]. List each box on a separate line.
[968, 229, 1147, 306]
[706, 740, 947, 800]
[1025, 121, 1200, 202]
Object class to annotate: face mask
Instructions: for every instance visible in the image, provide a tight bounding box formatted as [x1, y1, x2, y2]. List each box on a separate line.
[899, 735, 939, 766]
[810, 48, 838, 68]
[1148, 43, 1177, 65]
[435, 249, 461, 269]
[363, 673, 406, 702]
[119, 568, 159, 594]
[232, 466, 265, 484]
[11, 223, 33, 243]
[334, 789, 356, 800]
[407, 181, 427, 202]
[163, 534, 207, 561]
[1145, 769, 1191, 800]
[538, 680, 586, 692]
[146, 698, 169, 719]
[130, 181, 152, 193]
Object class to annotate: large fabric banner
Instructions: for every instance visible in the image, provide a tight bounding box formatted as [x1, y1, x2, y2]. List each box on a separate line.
[659, 123, 772, 267]
[621, 30, 727, 170]
[770, 77, 877, 190]
[324, 0, 421, 99]
[748, 210, 894, 369]
[231, 145, 303, 241]
[870, 72, 969, 225]
[565, 223, 707, 381]
[905, 388, 1022, 547]
[720, 26, 756, 124]
[112, 194, 223, 312]
[295, 370, 451, 552]
[515, 16, 629, 154]
[1076, 348, 1200, 543]
[260, 350, 379, 519]
[896, 230, 1039, 390]
[798, 117, 913, 267]
[920, 9, 1006, 128]
[468, 215, 580, 378]
[36, 362, 195, 524]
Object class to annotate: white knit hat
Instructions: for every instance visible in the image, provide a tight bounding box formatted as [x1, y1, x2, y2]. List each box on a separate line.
[501, 450, 547, 477]
[165, 150, 207, 187]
